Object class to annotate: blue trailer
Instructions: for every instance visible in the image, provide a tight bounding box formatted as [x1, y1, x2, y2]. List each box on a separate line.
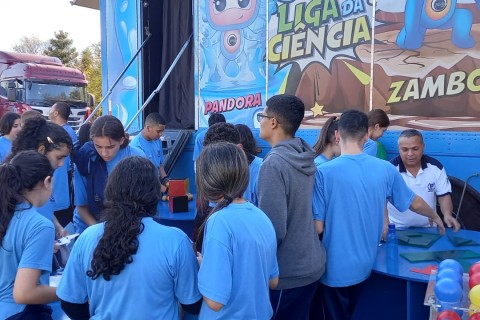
[73, 0, 480, 229]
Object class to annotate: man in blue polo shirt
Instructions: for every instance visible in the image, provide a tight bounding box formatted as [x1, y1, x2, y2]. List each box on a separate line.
[387, 129, 461, 231]
[130, 113, 168, 187]
[313, 110, 445, 320]
[192, 113, 225, 172]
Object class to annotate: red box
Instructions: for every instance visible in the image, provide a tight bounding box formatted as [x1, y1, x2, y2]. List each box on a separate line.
[169, 195, 189, 213]
[169, 178, 189, 196]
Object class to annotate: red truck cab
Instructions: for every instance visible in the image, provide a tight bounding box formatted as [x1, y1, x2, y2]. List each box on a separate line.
[0, 51, 89, 129]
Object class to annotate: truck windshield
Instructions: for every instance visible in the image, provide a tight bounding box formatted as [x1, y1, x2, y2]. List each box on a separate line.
[25, 81, 87, 108]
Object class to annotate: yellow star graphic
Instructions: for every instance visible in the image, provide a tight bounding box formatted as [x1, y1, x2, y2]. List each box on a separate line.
[311, 103, 324, 117]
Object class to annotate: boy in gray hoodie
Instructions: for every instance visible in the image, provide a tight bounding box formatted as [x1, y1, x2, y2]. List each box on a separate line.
[258, 94, 326, 320]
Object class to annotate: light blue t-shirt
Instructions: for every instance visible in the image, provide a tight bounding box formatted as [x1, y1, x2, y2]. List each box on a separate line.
[313, 153, 415, 287]
[52, 157, 71, 211]
[192, 129, 207, 162]
[36, 194, 56, 222]
[130, 133, 164, 169]
[62, 123, 78, 149]
[73, 145, 146, 233]
[314, 154, 329, 167]
[0, 136, 12, 163]
[57, 218, 201, 319]
[0, 204, 55, 319]
[198, 202, 278, 320]
[244, 156, 262, 206]
[363, 138, 377, 157]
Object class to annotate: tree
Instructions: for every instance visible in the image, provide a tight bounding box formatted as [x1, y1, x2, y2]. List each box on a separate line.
[12, 35, 47, 55]
[77, 43, 102, 109]
[44, 30, 78, 67]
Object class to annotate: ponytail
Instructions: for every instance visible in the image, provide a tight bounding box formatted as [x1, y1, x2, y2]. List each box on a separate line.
[313, 116, 338, 157]
[194, 142, 249, 252]
[195, 194, 234, 252]
[11, 117, 72, 157]
[0, 151, 53, 245]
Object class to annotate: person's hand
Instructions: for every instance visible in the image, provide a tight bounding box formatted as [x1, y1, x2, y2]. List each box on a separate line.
[56, 228, 69, 238]
[444, 215, 461, 232]
[54, 242, 60, 254]
[381, 219, 389, 241]
[160, 184, 167, 193]
[431, 214, 446, 235]
[196, 252, 203, 266]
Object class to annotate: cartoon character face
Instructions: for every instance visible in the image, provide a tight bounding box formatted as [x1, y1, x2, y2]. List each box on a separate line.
[424, 0, 453, 21]
[207, 0, 260, 30]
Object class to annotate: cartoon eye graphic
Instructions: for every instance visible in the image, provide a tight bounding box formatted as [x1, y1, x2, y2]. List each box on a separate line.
[227, 34, 238, 46]
[213, 0, 227, 12]
[238, 0, 250, 9]
[431, 0, 447, 12]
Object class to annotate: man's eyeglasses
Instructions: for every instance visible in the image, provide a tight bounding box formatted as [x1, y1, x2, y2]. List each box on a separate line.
[257, 113, 274, 122]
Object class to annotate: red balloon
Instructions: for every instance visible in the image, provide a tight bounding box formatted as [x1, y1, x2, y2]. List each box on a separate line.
[471, 273, 480, 289]
[470, 263, 480, 277]
[437, 310, 461, 320]
[469, 312, 480, 320]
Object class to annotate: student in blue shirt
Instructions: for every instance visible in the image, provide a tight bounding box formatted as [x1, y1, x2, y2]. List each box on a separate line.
[73, 115, 145, 233]
[58, 156, 201, 319]
[0, 112, 21, 163]
[0, 151, 58, 320]
[130, 112, 168, 188]
[193, 112, 225, 171]
[49, 102, 78, 213]
[193, 122, 241, 251]
[234, 124, 262, 206]
[313, 110, 445, 320]
[312, 116, 341, 168]
[196, 142, 279, 319]
[9, 117, 73, 236]
[49, 102, 78, 148]
[363, 109, 390, 159]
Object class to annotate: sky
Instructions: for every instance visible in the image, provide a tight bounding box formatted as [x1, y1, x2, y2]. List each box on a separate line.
[0, 0, 100, 52]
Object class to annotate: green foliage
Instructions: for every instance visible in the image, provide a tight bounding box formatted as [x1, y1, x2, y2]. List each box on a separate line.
[77, 43, 102, 109]
[44, 30, 78, 67]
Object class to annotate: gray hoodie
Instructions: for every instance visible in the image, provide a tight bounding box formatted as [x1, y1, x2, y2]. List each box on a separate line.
[258, 137, 326, 290]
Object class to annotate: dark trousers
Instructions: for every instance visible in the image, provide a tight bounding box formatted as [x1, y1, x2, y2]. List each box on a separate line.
[270, 281, 318, 320]
[317, 282, 365, 320]
[6, 304, 53, 320]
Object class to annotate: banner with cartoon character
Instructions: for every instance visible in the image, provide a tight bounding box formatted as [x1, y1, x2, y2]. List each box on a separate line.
[196, 0, 480, 131]
[195, 0, 281, 128]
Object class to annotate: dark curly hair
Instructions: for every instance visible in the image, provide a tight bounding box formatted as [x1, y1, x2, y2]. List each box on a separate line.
[0, 151, 53, 245]
[234, 124, 257, 164]
[10, 117, 73, 156]
[87, 156, 161, 281]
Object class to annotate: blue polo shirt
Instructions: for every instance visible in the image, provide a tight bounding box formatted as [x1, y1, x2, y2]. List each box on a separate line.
[314, 154, 329, 167]
[0, 136, 12, 163]
[57, 218, 201, 319]
[245, 156, 262, 206]
[62, 123, 78, 149]
[73, 145, 146, 233]
[193, 129, 207, 162]
[0, 204, 54, 319]
[130, 133, 164, 169]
